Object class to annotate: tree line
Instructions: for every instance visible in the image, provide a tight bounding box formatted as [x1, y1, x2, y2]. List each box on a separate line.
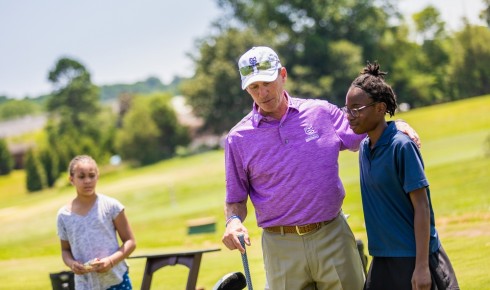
[1, 0, 489, 192]
[0, 58, 191, 192]
[0, 77, 177, 121]
[182, 0, 490, 134]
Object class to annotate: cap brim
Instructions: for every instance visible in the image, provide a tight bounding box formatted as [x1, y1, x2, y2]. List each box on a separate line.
[241, 70, 279, 90]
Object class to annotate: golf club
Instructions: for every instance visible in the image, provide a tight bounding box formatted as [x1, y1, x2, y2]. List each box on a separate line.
[212, 271, 246, 290]
[237, 234, 253, 290]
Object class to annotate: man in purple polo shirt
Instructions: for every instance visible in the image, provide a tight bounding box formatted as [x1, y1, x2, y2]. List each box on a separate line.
[221, 46, 419, 290]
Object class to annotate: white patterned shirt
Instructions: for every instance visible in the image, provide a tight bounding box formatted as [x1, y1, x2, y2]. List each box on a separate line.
[57, 194, 128, 290]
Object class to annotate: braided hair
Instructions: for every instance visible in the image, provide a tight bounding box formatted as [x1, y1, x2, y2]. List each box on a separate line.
[351, 62, 397, 117]
[68, 155, 98, 176]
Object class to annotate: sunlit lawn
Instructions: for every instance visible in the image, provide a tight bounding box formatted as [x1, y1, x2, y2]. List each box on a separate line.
[0, 95, 489, 289]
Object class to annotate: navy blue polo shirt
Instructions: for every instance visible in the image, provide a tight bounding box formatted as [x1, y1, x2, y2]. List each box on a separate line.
[359, 122, 440, 257]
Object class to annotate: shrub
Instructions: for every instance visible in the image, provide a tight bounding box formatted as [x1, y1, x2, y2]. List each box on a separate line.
[25, 149, 47, 192]
[0, 138, 13, 175]
[39, 148, 59, 187]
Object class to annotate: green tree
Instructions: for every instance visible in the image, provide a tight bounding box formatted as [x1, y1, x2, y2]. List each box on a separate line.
[0, 138, 13, 175]
[46, 57, 113, 163]
[0, 99, 42, 120]
[48, 58, 99, 112]
[116, 98, 160, 166]
[326, 40, 363, 103]
[184, 0, 414, 133]
[480, 0, 490, 27]
[412, 5, 445, 41]
[185, 0, 484, 131]
[181, 28, 272, 134]
[115, 94, 189, 165]
[149, 94, 190, 159]
[25, 149, 46, 192]
[97, 107, 118, 159]
[448, 24, 490, 99]
[47, 57, 100, 136]
[45, 119, 76, 174]
[354, 6, 452, 107]
[216, 0, 397, 103]
[385, 52, 438, 107]
[39, 147, 59, 187]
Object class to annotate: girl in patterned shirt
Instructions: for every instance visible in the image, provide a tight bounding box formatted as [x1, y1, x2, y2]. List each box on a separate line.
[57, 155, 136, 289]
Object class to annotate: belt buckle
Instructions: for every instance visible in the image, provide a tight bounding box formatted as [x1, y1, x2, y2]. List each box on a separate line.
[295, 225, 307, 235]
[296, 223, 321, 235]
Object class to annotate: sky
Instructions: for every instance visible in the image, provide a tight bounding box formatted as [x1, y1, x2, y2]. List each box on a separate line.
[0, 0, 486, 99]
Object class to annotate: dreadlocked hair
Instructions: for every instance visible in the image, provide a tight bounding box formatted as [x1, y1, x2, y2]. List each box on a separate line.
[351, 61, 397, 117]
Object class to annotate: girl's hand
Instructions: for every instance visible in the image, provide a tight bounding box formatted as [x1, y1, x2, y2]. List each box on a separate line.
[82, 258, 99, 271]
[411, 265, 431, 290]
[92, 256, 114, 273]
[71, 261, 91, 275]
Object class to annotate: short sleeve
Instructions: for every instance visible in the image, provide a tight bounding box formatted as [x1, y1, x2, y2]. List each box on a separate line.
[396, 136, 429, 193]
[111, 198, 124, 220]
[56, 208, 68, 241]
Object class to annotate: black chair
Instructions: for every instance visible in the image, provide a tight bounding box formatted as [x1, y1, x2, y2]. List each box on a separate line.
[49, 271, 74, 290]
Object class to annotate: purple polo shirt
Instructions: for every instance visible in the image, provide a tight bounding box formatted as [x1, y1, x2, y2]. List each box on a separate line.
[225, 91, 365, 228]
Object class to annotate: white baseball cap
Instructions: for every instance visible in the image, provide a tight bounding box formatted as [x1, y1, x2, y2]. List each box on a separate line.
[238, 46, 282, 90]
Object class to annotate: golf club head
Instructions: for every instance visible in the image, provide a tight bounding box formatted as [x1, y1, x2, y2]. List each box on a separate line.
[212, 271, 246, 290]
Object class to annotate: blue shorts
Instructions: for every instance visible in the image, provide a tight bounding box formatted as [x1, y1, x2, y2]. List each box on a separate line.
[107, 271, 132, 290]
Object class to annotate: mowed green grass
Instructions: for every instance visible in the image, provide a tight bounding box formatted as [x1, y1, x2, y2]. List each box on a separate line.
[0, 95, 489, 289]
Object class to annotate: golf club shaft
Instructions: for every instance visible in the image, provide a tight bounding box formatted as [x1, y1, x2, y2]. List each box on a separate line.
[238, 234, 253, 290]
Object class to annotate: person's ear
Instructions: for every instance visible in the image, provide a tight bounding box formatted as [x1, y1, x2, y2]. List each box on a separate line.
[280, 67, 287, 78]
[377, 102, 387, 114]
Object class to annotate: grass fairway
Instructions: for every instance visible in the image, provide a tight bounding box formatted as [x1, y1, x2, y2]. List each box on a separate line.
[0, 95, 489, 289]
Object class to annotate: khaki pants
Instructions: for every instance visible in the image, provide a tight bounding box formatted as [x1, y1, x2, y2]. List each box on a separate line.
[262, 213, 365, 290]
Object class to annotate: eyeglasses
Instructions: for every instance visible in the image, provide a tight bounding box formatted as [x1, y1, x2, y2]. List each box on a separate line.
[341, 102, 378, 118]
[239, 60, 279, 77]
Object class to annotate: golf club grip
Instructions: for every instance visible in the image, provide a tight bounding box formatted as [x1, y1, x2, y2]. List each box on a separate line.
[238, 234, 253, 290]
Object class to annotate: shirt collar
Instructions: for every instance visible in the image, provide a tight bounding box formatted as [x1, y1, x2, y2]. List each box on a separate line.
[251, 91, 297, 127]
[372, 121, 397, 149]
